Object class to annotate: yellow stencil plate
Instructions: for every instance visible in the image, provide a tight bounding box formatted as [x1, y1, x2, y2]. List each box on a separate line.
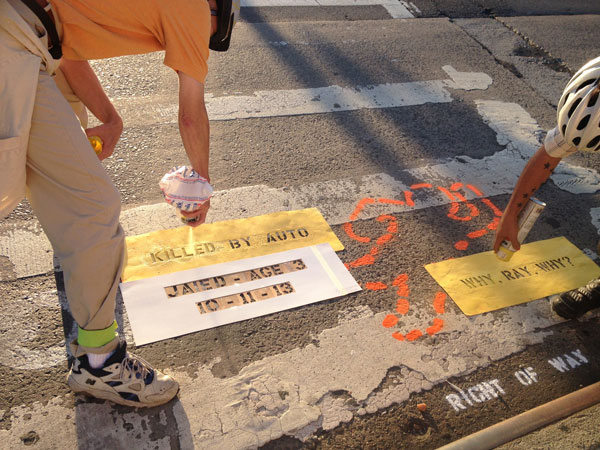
[122, 208, 343, 282]
[425, 237, 600, 316]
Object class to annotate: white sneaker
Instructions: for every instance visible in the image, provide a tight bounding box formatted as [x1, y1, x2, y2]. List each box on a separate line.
[67, 342, 179, 408]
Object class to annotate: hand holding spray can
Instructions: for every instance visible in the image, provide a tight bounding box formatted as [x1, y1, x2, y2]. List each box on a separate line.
[88, 136, 103, 156]
[159, 166, 213, 224]
[496, 197, 546, 262]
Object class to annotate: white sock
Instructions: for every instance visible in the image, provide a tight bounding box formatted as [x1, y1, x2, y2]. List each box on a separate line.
[87, 351, 114, 369]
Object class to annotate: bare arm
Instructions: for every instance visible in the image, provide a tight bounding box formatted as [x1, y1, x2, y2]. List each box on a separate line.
[59, 59, 123, 160]
[493, 144, 562, 252]
[176, 70, 211, 226]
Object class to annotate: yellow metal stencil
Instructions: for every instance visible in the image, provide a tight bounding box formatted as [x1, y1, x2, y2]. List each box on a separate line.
[425, 237, 600, 316]
[122, 208, 343, 282]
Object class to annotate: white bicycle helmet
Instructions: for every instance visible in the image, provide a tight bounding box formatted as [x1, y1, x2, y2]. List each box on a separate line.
[545, 56, 600, 158]
[210, 0, 240, 51]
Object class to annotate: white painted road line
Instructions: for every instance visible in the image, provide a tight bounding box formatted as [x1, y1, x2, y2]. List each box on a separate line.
[382, 3, 413, 18]
[240, 0, 416, 19]
[114, 66, 493, 125]
[241, 0, 420, 19]
[242, 0, 403, 6]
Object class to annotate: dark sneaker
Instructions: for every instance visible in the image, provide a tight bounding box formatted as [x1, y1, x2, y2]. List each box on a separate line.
[551, 278, 600, 319]
[67, 342, 179, 408]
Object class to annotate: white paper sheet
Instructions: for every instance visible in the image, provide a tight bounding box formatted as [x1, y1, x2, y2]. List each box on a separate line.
[120, 243, 361, 345]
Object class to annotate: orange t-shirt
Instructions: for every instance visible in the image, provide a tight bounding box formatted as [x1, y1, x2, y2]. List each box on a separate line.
[49, 0, 211, 83]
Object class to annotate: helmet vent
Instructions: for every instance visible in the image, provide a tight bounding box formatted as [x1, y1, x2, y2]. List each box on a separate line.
[589, 91, 599, 108]
[587, 135, 600, 149]
[577, 115, 591, 130]
[568, 98, 582, 118]
[575, 78, 596, 92]
[562, 124, 567, 135]
[572, 137, 581, 146]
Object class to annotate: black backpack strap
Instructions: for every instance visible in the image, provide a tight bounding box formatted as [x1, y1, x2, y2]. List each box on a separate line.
[20, 0, 62, 59]
[209, 0, 234, 52]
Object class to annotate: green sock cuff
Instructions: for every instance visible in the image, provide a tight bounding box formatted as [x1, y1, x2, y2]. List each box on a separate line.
[78, 321, 118, 348]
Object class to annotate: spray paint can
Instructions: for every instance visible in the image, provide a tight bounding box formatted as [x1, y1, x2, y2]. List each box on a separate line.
[496, 197, 546, 262]
[88, 136, 103, 155]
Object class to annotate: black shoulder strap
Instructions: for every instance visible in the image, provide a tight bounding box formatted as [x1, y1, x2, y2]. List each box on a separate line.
[20, 0, 62, 59]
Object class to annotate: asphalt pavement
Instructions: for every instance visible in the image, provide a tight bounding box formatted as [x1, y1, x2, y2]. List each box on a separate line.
[1, 1, 600, 449]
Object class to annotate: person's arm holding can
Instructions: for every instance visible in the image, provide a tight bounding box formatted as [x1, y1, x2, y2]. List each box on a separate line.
[495, 56, 600, 254]
[59, 58, 123, 160]
[175, 70, 211, 227]
[493, 145, 561, 252]
[159, 0, 241, 226]
[168, 0, 220, 227]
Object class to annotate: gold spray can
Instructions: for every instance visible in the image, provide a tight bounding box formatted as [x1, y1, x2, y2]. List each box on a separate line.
[88, 136, 103, 155]
[496, 197, 546, 262]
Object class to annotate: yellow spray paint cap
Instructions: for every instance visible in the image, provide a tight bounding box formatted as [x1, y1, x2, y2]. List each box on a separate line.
[88, 136, 103, 155]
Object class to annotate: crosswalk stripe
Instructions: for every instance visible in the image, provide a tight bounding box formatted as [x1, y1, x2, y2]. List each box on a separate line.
[113, 65, 492, 125]
[240, 0, 416, 18]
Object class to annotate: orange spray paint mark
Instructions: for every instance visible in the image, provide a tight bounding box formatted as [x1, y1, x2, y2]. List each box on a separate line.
[378, 198, 405, 206]
[348, 253, 376, 268]
[487, 217, 500, 230]
[467, 229, 489, 239]
[365, 281, 388, 291]
[343, 222, 371, 244]
[454, 241, 469, 251]
[448, 203, 475, 221]
[481, 198, 504, 217]
[393, 274, 410, 297]
[343, 191, 449, 344]
[433, 292, 446, 314]
[410, 183, 433, 190]
[396, 298, 410, 315]
[406, 330, 423, 341]
[344, 182, 501, 345]
[392, 332, 405, 341]
[392, 274, 409, 285]
[449, 185, 504, 251]
[439, 186, 479, 221]
[376, 214, 398, 231]
[466, 184, 483, 196]
[451, 191, 477, 211]
[345, 213, 398, 268]
[376, 234, 394, 246]
[426, 318, 444, 335]
[437, 186, 457, 202]
[349, 197, 376, 221]
[344, 198, 379, 245]
[383, 314, 399, 328]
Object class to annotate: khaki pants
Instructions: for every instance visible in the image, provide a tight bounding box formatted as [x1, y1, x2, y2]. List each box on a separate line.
[1, 1, 122, 356]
